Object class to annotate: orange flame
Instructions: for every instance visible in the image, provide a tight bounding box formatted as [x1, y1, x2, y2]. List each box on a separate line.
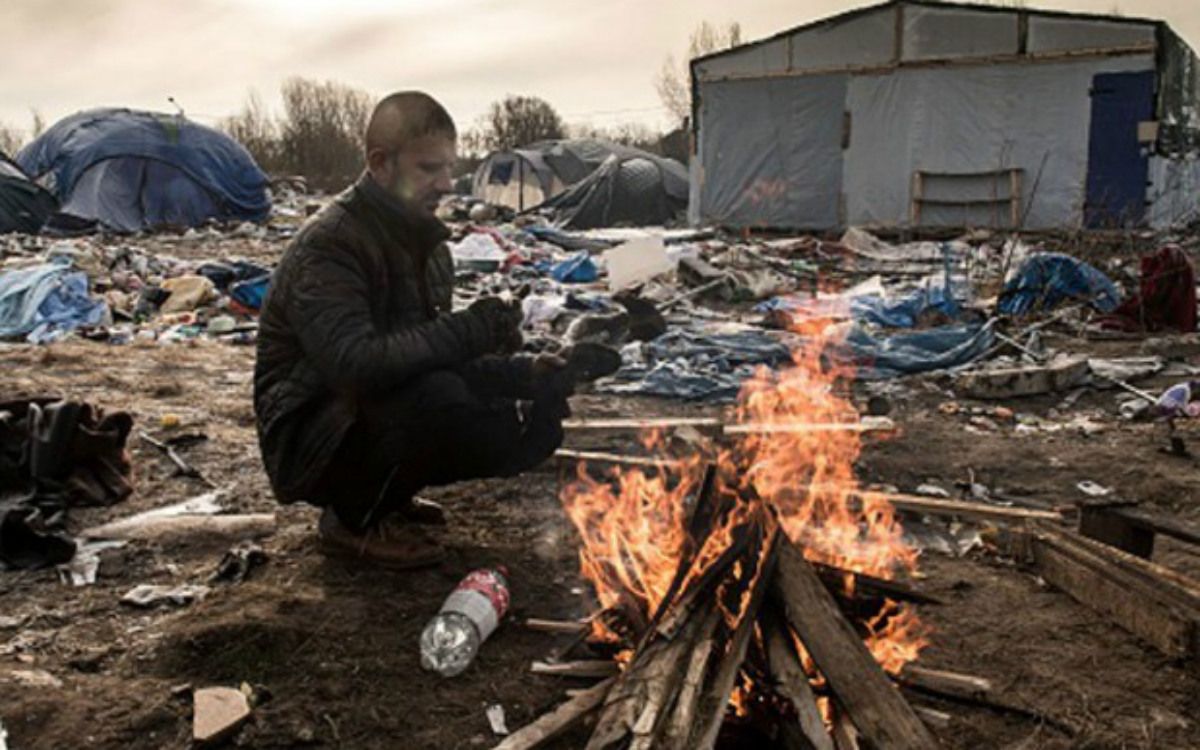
[559, 301, 928, 679]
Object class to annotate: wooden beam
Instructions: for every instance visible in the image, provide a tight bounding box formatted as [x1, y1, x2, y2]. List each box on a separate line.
[493, 678, 615, 750]
[897, 665, 992, 701]
[1026, 529, 1199, 660]
[81, 513, 276, 542]
[773, 542, 939, 750]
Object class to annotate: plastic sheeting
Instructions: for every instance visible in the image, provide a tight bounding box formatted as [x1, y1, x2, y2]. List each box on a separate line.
[536, 154, 688, 229]
[1027, 16, 1155, 54]
[0, 259, 107, 343]
[1148, 156, 1200, 228]
[843, 320, 997, 380]
[598, 328, 792, 402]
[698, 74, 846, 229]
[997, 253, 1121, 315]
[841, 56, 1154, 229]
[902, 4, 1018, 61]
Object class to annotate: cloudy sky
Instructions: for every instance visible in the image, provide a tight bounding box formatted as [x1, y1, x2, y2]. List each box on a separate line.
[2, 0, 1197, 138]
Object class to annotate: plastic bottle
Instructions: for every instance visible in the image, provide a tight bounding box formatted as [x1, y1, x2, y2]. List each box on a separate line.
[420, 567, 510, 677]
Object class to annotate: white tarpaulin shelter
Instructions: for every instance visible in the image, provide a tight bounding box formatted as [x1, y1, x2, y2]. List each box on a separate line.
[689, 0, 1200, 231]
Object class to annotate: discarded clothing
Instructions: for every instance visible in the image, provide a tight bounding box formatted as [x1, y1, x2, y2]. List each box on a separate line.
[1154, 381, 1200, 419]
[229, 275, 271, 310]
[159, 275, 216, 313]
[196, 260, 271, 291]
[842, 320, 997, 379]
[0, 259, 108, 343]
[0, 398, 134, 570]
[547, 251, 599, 284]
[598, 328, 793, 401]
[997, 253, 1120, 315]
[524, 225, 615, 253]
[1100, 245, 1196, 333]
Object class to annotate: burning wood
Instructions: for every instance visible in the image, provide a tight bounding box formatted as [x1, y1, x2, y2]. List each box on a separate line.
[502, 323, 946, 749]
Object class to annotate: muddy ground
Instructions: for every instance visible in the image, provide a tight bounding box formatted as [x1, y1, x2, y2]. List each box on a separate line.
[1, 247, 1200, 748]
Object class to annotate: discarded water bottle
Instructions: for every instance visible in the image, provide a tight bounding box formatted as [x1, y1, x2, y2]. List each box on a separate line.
[420, 567, 510, 677]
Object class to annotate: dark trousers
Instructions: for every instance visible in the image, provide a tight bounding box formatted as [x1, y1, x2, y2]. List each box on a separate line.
[315, 355, 568, 531]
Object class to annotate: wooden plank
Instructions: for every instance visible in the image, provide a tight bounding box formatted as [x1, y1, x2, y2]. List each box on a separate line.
[773, 542, 939, 750]
[493, 678, 615, 750]
[688, 529, 782, 750]
[531, 660, 620, 679]
[81, 514, 276, 542]
[525, 618, 589, 635]
[554, 449, 684, 470]
[1043, 527, 1200, 607]
[898, 665, 992, 701]
[1111, 505, 1200, 548]
[1030, 533, 1197, 659]
[562, 418, 894, 435]
[764, 609, 835, 750]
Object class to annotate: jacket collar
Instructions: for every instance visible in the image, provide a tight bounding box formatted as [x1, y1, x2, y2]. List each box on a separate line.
[352, 173, 450, 255]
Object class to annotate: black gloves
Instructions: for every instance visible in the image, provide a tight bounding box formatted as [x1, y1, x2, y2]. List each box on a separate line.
[467, 296, 523, 354]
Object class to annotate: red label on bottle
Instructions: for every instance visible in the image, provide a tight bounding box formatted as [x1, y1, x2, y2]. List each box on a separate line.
[454, 569, 510, 620]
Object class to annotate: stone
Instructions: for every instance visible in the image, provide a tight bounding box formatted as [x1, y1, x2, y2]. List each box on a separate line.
[193, 687, 251, 745]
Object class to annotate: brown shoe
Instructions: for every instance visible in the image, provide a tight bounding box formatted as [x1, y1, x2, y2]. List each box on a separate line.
[397, 496, 447, 526]
[318, 508, 443, 570]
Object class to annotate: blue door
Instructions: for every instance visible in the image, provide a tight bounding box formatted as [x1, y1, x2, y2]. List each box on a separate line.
[1085, 71, 1155, 228]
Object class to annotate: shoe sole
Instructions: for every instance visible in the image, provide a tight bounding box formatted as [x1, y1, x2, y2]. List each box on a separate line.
[318, 537, 444, 571]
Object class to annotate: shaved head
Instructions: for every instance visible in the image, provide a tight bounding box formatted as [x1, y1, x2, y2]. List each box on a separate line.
[364, 91, 457, 216]
[365, 91, 456, 155]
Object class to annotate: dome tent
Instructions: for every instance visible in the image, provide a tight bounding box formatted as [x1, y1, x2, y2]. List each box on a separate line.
[17, 108, 270, 233]
[0, 152, 57, 234]
[534, 152, 689, 229]
[472, 139, 634, 212]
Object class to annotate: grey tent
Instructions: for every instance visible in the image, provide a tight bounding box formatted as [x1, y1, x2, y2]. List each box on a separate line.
[473, 139, 638, 211]
[0, 152, 57, 234]
[691, 0, 1200, 231]
[535, 152, 689, 229]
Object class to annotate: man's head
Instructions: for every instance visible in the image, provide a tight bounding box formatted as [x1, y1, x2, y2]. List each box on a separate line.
[365, 91, 457, 215]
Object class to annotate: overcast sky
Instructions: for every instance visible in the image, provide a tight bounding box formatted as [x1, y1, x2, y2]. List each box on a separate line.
[2, 0, 1197, 139]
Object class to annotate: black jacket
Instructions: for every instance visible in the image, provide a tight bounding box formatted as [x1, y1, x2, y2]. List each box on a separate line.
[254, 175, 500, 504]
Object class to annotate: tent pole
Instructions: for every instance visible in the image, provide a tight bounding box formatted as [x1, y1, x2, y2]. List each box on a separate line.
[518, 157, 525, 212]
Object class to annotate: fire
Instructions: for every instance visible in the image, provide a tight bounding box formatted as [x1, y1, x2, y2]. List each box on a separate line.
[559, 304, 928, 680]
[865, 601, 932, 675]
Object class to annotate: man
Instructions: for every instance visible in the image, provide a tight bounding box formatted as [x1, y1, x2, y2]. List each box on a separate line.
[254, 92, 611, 568]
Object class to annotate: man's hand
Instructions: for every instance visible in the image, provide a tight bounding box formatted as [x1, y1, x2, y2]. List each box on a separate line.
[531, 352, 573, 400]
[467, 296, 523, 354]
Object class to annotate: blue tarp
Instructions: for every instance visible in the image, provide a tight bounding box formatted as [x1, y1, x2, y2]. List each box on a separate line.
[597, 328, 793, 401]
[16, 108, 270, 232]
[229, 275, 271, 310]
[843, 320, 997, 380]
[547, 251, 599, 283]
[0, 259, 108, 343]
[997, 253, 1121, 315]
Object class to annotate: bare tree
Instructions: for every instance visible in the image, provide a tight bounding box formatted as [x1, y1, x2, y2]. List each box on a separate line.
[220, 91, 281, 173]
[277, 78, 372, 191]
[569, 121, 663, 154]
[0, 123, 23, 156]
[29, 109, 45, 140]
[482, 95, 566, 151]
[656, 21, 742, 123]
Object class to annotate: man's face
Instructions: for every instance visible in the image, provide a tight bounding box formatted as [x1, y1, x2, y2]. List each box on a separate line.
[374, 134, 457, 216]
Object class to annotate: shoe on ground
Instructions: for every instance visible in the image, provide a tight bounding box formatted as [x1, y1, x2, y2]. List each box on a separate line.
[398, 496, 447, 526]
[561, 341, 622, 382]
[318, 508, 443, 570]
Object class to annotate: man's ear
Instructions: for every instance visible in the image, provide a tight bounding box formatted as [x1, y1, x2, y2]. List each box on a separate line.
[366, 147, 392, 174]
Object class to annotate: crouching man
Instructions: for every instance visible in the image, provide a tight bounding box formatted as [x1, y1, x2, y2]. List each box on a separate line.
[253, 91, 608, 568]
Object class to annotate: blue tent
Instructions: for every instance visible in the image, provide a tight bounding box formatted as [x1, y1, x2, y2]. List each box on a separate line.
[16, 108, 270, 232]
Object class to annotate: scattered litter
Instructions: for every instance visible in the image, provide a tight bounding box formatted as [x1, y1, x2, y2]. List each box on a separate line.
[57, 539, 127, 586]
[1076, 481, 1113, 497]
[193, 686, 252, 744]
[211, 542, 268, 584]
[486, 704, 509, 736]
[120, 584, 210, 609]
[956, 355, 1089, 400]
[9, 668, 63, 688]
[603, 236, 672, 291]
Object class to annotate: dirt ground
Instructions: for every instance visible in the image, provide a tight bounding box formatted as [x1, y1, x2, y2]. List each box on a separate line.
[2, 267, 1200, 748]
